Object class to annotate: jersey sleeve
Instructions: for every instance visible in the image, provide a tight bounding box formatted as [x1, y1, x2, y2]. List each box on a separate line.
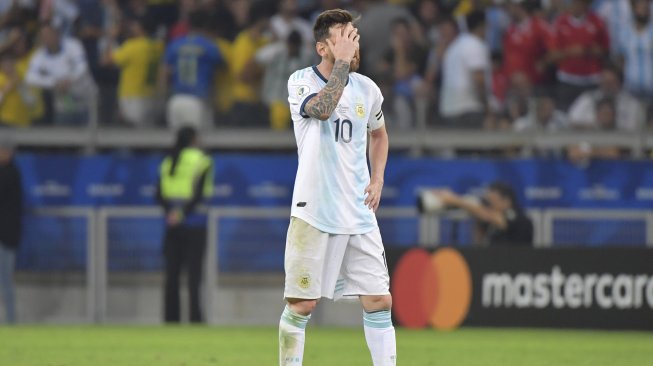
[111, 42, 132, 66]
[367, 82, 385, 131]
[287, 71, 320, 120]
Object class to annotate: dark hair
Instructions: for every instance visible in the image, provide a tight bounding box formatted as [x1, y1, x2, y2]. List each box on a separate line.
[188, 10, 210, 31]
[466, 10, 486, 32]
[141, 17, 158, 36]
[169, 126, 197, 175]
[249, 1, 277, 25]
[313, 9, 355, 42]
[488, 181, 520, 211]
[288, 30, 303, 46]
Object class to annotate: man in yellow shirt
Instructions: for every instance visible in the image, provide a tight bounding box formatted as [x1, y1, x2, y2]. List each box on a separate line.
[230, 3, 275, 127]
[0, 55, 33, 127]
[104, 17, 163, 127]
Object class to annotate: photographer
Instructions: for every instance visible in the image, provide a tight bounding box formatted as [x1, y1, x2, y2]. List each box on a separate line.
[423, 182, 533, 247]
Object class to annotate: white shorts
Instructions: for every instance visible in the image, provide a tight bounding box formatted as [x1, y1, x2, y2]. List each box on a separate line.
[283, 217, 390, 301]
[120, 97, 157, 127]
[166, 94, 213, 130]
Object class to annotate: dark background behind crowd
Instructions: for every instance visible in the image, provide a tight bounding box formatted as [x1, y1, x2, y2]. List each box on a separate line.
[0, 0, 652, 143]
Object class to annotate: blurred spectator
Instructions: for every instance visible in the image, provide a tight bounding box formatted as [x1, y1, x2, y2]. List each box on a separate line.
[271, 0, 313, 44]
[104, 17, 163, 127]
[503, 0, 554, 86]
[146, 0, 178, 31]
[161, 11, 223, 130]
[212, 9, 236, 124]
[39, 0, 79, 36]
[357, 0, 417, 78]
[539, 0, 567, 21]
[568, 66, 645, 131]
[440, 10, 491, 128]
[380, 18, 428, 129]
[168, 0, 198, 41]
[499, 71, 534, 128]
[0, 55, 36, 127]
[423, 16, 458, 114]
[203, 0, 238, 41]
[550, 0, 609, 111]
[121, 0, 148, 20]
[615, 0, 653, 102]
[156, 126, 213, 323]
[25, 23, 96, 125]
[413, 0, 443, 48]
[596, 0, 653, 57]
[230, 2, 275, 127]
[513, 90, 567, 132]
[485, 0, 510, 53]
[490, 51, 509, 111]
[255, 30, 312, 130]
[428, 181, 534, 246]
[79, 0, 120, 126]
[567, 97, 622, 164]
[0, 134, 23, 324]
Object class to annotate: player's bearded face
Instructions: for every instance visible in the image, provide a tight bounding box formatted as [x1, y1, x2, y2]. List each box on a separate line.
[350, 48, 360, 72]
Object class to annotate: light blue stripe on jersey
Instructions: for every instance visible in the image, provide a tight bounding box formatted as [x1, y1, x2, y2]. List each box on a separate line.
[363, 310, 393, 329]
[281, 305, 310, 329]
[620, 23, 653, 97]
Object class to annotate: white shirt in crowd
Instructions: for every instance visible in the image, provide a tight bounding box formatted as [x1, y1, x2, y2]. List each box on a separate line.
[597, 0, 653, 56]
[270, 14, 313, 45]
[439, 33, 491, 117]
[25, 37, 90, 90]
[568, 90, 645, 131]
[256, 41, 312, 105]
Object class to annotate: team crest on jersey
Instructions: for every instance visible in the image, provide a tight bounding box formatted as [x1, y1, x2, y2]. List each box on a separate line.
[297, 85, 310, 97]
[355, 103, 365, 118]
[299, 273, 311, 289]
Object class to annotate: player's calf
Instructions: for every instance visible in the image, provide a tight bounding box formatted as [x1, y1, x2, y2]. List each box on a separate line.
[279, 299, 317, 365]
[361, 295, 396, 366]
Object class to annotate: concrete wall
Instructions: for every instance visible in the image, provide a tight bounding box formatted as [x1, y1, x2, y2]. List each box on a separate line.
[5, 273, 362, 327]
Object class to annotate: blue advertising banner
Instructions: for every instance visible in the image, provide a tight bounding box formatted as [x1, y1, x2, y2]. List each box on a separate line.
[15, 154, 653, 209]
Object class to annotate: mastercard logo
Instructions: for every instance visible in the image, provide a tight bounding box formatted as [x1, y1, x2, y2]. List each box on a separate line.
[392, 248, 472, 330]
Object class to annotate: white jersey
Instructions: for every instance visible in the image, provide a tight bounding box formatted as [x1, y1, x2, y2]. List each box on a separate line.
[287, 66, 385, 235]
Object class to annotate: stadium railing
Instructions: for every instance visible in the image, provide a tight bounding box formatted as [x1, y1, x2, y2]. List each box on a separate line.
[10, 127, 653, 156]
[19, 206, 653, 323]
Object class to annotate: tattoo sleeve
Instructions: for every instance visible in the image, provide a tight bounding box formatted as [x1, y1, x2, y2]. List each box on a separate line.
[304, 60, 350, 120]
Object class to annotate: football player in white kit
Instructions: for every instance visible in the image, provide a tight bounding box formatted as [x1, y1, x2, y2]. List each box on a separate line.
[279, 9, 395, 366]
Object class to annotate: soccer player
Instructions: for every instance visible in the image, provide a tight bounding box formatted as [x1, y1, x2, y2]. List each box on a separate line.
[279, 9, 395, 366]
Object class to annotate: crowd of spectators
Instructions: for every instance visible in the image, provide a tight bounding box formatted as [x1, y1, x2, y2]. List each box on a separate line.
[0, 0, 651, 136]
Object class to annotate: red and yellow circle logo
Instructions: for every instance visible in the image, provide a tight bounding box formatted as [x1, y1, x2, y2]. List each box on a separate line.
[392, 248, 472, 330]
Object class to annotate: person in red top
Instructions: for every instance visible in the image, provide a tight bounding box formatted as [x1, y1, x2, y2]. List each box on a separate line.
[503, 0, 554, 86]
[550, 0, 609, 111]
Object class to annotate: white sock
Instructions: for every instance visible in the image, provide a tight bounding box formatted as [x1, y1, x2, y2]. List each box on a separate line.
[364, 310, 397, 366]
[279, 305, 310, 366]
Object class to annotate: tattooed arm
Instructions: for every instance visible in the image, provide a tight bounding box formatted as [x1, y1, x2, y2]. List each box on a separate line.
[303, 60, 351, 120]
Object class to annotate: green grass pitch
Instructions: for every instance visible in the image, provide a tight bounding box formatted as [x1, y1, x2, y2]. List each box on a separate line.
[1, 326, 651, 365]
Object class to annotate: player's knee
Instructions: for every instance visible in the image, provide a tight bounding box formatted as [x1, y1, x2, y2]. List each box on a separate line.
[286, 298, 318, 316]
[361, 294, 392, 312]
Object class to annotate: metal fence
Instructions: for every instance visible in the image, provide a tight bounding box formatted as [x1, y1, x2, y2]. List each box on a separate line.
[17, 206, 653, 323]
